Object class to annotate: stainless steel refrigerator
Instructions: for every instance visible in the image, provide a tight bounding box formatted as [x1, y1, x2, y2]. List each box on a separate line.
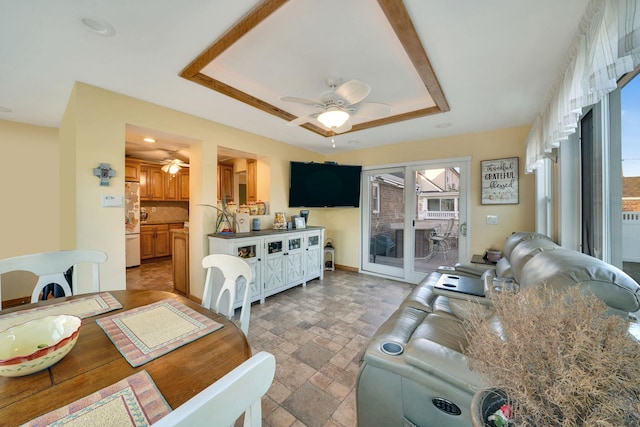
[125, 181, 141, 267]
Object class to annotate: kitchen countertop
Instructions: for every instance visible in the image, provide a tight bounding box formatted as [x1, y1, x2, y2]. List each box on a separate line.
[141, 220, 188, 225]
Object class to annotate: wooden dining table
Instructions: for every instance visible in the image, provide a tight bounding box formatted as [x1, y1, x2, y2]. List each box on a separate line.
[0, 290, 251, 426]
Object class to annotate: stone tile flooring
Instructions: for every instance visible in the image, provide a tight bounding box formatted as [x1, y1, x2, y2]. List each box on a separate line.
[126, 260, 414, 427]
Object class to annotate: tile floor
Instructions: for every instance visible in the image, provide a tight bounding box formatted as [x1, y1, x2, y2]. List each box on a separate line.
[126, 260, 414, 427]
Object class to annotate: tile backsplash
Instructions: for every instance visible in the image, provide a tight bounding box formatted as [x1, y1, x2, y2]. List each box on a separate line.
[142, 201, 189, 223]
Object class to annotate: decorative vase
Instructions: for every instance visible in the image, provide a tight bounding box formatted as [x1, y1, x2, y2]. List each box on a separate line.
[273, 212, 287, 229]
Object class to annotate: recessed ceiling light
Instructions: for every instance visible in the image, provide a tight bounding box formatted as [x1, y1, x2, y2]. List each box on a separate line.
[0, 107, 12, 113]
[143, 137, 156, 143]
[348, 140, 360, 145]
[436, 122, 452, 128]
[81, 17, 116, 37]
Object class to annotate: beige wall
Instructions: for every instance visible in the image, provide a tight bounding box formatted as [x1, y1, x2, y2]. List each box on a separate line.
[1, 83, 535, 302]
[61, 83, 322, 299]
[0, 119, 60, 300]
[322, 126, 536, 267]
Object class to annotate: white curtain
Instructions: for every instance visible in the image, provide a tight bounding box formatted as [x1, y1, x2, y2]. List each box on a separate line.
[525, 0, 640, 173]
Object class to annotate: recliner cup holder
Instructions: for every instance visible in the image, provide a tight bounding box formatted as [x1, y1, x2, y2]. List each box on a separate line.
[381, 342, 404, 356]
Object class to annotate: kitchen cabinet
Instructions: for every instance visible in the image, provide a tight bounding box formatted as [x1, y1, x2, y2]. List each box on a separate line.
[164, 172, 179, 201]
[125, 159, 141, 182]
[164, 170, 190, 201]
[171, 229, 189, 296]
[141, 224, 170, 259]
[178, 169, 189, 201]
[208, 227, 324, 306]
[246, 159, 257, 203]
[218, 163, 234, 202]
[140, 164, 164, 201]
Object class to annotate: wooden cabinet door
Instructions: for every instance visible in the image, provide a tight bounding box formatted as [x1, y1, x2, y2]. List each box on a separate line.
[149, 167, 164, 200]
[246, 159, 257, 203]
[155, 226, 171, 257]
[140, 227, 155, 259]
[165, 173, 178, 200]
[218, 163, 234, 201]
[178, 170, 189, 200]
[140, 166, 151, 200]
[125, 159, 141, 182]
[172, 232, 189, 296]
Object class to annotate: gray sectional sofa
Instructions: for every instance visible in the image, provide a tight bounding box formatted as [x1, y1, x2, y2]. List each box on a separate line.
[356, 232, 640, 427]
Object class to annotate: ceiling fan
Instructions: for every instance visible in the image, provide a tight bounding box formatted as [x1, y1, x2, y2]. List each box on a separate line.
[160, 158, 189, 174]
[281, 76, 392, 134]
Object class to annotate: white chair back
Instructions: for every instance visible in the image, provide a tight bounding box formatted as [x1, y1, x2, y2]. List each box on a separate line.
[0, 250, 107, 309]
[154, 351, 276, 427]
[202, 254, 253, 335]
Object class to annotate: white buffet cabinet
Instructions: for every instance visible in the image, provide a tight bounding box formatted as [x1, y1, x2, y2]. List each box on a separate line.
[208, 226, 325, 308]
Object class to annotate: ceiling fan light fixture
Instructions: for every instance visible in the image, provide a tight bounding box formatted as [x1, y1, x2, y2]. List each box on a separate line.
[162, 161, 181, 174]
[317, 108, 349, 129]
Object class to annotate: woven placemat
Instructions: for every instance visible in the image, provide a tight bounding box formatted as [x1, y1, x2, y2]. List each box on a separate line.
[21, 370, 171, 426]
[0, 292, 122, 331]
[97, 299, 223, 367]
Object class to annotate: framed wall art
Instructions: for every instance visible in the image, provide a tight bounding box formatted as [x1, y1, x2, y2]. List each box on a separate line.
[481, 157, 519, 204]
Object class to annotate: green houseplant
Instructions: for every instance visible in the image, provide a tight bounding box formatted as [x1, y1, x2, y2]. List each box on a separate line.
[199, 203, 238, 234]
[463, 286, 640, 427]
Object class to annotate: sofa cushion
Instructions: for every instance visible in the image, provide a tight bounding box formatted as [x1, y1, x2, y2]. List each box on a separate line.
[412, 313, 468, 353]
[509, 238, 560, 282]
[520, 249, 640, 313]
[502, 231, 553, 259]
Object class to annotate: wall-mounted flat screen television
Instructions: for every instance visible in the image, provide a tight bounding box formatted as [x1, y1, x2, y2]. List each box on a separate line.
[288, 161, 362, 208]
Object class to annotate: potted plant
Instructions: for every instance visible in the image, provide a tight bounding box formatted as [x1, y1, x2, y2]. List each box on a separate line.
[463, 286, 640, 426]
[199, 202, 238, 234]
[485, 247, 502, 263]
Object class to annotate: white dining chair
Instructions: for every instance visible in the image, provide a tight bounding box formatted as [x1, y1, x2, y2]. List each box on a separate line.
[0, 250, 107, 309]
[154, 351, 276, 427]
[202, 253, 253, 336]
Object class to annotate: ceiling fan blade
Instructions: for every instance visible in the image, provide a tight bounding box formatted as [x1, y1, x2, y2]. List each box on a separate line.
[287, 114, 317, 127]
[280, 96, 323, 107]
[354, 102, 393, 118]
[335, 80, 371, 105]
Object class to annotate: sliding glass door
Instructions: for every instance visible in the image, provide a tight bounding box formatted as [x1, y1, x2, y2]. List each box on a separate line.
[361, 158, 470, 282]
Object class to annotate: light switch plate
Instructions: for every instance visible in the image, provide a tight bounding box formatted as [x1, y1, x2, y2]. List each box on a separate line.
[486, 215, 498, 225]
[102, 194, 123, 207]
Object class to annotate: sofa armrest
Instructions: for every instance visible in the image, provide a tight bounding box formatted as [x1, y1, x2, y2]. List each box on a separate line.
[405, 338, 485, 392]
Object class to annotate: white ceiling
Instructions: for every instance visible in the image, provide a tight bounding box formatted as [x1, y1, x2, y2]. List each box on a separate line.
[0, 0, 589, 158]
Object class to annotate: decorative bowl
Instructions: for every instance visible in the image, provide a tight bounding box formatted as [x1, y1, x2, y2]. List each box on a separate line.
[0, 315, 81, 377]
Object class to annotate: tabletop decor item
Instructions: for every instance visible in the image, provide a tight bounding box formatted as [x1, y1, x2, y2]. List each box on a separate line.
[22, 370, 171, 426]
[273, 212, 287, 229]
[97, 299, 223, 367]
[0, 292, 121, 332]
[0, 314, 81, 377]
[464, 286, 640, 426]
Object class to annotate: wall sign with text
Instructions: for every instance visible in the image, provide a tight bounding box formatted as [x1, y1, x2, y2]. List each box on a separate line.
[481, 157, 519, 204]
